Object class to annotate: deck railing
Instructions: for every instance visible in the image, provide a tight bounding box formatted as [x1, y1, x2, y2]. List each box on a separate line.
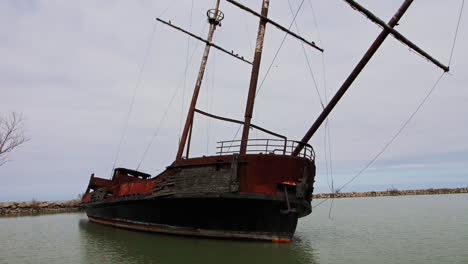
[216, 139, 315, 160]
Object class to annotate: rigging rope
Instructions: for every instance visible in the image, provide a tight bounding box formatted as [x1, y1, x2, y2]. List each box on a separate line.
[136, 22, 208, 170]
[325, 120, 334, 191]
[302, 0, 336, 216]
[336, 72, 445, 192]
[313, 0, 464, 209]
[255, 0, 306, 97]
[227, 0, 308, 151]
[334, 0, 465, 193]
[179, 0, 195, 145]
[241, 10, 254, 54]
[286, 0, 324, 108]
[326, 119, 335, 217]
[135, 81, 180, 170]
[206, 50, 217, 154]
[313, 72, 445, 209]
[287, 0, 335, 198]
[158, 0, 182, 18]
[308, 0, 336, 196]
[112, 21, 159, 172]
[449, 0, 465, 66]
[111, 0, 183, 174]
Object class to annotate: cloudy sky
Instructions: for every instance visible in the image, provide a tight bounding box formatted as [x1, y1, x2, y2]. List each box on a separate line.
[1, 0, 467, 201]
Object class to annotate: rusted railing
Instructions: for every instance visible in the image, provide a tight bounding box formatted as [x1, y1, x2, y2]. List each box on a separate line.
[216, 139, 315, 160]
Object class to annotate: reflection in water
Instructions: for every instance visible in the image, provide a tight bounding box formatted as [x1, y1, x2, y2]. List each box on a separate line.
[2, 195, 467, 263]
[78, 219, 317, 264]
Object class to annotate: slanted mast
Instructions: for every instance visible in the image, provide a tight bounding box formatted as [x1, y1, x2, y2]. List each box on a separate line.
[175, 0, 223, 160]
[292, 0, 449, 156]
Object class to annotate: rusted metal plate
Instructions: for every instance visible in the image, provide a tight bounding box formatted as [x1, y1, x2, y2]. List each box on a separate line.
[237, 154, 315, 196]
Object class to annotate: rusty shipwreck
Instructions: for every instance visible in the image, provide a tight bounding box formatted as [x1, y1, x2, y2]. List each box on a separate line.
[81, 0, 449, 242]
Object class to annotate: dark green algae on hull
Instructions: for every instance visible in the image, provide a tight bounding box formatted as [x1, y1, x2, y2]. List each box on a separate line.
[1, 194, 467, 264]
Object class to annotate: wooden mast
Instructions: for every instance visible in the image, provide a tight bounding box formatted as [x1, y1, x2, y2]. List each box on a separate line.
[239, 0, 270, 155]
[176, 0, 221, 160]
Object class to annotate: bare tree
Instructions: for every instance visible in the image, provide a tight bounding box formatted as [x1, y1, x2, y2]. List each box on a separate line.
[0, 112, 29, 166]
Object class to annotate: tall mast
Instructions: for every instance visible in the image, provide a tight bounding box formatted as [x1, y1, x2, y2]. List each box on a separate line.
[239, 0, 270, 155]
[292, 0, 415, 156]
[176, 0, 222, 160]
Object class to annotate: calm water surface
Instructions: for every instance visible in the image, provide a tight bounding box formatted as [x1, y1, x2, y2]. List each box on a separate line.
[1, 194, 467, 264]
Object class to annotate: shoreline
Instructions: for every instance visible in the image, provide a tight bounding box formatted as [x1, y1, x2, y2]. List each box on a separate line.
[1, 187, 467, 216]
[312, 187, 468, 199]
[0, 200, 82, 216]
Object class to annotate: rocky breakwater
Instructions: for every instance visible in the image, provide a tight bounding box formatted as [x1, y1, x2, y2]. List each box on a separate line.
[313, 187, 468, 199]
[0, 200, 82, 216]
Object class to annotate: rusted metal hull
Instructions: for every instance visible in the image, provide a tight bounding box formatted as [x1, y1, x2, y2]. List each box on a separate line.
[81, 154, 316, 242]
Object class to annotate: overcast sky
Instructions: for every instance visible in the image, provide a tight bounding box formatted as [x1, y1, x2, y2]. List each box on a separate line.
[1, 0, 467, 201]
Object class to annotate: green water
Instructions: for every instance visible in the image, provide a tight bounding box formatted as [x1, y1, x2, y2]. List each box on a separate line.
[1, 194, 467, 264]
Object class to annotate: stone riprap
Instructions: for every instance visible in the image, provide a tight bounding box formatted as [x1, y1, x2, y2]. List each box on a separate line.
[0, 200, 81, 216]
[313, 187, 468, 199]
